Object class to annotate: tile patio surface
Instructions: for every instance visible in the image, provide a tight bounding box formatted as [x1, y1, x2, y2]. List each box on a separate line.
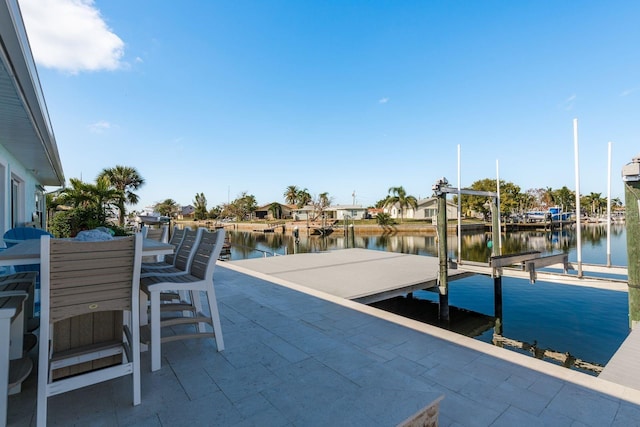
[7, 263, 640, 426]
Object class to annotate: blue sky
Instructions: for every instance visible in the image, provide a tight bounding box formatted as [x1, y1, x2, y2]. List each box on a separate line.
[18, 0, 640, 210]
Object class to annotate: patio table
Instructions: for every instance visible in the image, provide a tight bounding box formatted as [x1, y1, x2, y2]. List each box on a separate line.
[0, 237, 174, 267]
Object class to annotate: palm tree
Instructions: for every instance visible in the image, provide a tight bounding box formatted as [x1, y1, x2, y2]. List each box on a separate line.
[193, 192, 208, 220]
[268, 202, 282, 220]
[92, 176, 121, 223]
[318, 192, 331, 208]
[97, 165, 145, 226]
[56, 177, 119, 229]
[284, 185, 299, 205]
[586, 192, 603, 216]
[385, 186, 418, 223]
[154, 199, 179, 217]
[296, 188, 312, 207]
[58, 178, 98, 209]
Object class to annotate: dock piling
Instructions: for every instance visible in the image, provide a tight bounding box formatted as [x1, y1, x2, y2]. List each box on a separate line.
[434, 178, 450, 322]
[622, 156, 640, 329]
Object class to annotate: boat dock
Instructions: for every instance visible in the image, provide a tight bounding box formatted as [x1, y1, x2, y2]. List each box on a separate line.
[229, 248, 629, 302]
[252, 222, 285, 233]
[600, 327, 640, 388]
[229, 248, 473, 304]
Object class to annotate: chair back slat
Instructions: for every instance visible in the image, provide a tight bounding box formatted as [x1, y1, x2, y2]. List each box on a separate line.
[163, 227, 188, 265]
[173, 228, 200, 272]
[46, 236, 137, 323]
[141, 225, 169, 242]
[169, 227, 187, 246]
[189, 229, 225, 280]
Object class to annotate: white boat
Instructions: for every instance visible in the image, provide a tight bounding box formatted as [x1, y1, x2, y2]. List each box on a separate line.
[136, 213, 170, 225]
[525, 207, 573, 223]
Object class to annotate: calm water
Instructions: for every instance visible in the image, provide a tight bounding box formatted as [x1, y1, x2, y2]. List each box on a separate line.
[224, 224, 630, 373]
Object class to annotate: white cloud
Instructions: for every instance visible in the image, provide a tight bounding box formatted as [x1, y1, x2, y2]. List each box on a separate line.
[88, 120, 111, 132]
[559, 94, 576, 111]
[378, 97, 389, 104]
[620, 87, 638, 97]
[18, 0, 125, 74]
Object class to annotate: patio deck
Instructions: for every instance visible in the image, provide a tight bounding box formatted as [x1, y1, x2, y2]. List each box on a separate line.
[7, 263, 640, 426]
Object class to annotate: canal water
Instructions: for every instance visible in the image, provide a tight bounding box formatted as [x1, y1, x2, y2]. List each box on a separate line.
[224, 224, 629, 374]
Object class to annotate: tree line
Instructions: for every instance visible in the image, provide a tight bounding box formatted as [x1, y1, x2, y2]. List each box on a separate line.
[48, 171, 624, 235]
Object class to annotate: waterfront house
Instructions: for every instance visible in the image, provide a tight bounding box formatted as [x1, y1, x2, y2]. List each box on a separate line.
[0, 0, 65, 234]
[253, 202, 295, 220]
[177, 204, 195, 220]
[325, 204, 368, 220]
[385, 197, 457, 221]
[367, 207, 383, 218]
[291, 204, 315, 221]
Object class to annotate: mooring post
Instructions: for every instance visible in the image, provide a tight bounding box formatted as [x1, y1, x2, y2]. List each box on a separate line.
[490, 197, 503, 334]
[434, 178, 450, 322]
[490, 198, 501, 257]
[622, 156, 640, 330]
[493, 275, 503, 335]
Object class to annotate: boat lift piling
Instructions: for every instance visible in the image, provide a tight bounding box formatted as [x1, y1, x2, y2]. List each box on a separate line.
[622, 155, 640, 330]
[433, 178, 501, 323]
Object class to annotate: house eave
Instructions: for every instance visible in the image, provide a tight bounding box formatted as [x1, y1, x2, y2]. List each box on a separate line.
[0, 0, 65, 186]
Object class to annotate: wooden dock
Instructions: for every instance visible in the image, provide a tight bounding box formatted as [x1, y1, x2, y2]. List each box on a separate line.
[228, 248, 472, 304]
[252, 223, 285, 233]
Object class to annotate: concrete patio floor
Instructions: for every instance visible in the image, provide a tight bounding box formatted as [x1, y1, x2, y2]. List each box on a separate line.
[7, 263, 640, 426]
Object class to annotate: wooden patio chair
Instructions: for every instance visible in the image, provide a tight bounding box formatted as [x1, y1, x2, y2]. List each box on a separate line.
[141, 226, 189, 270]
[0, 272, 38, 333]
[140, 228, 202, 277]
[140, 228, 225, 371]
[141, 225, 169, 263]
[37, 235, 142, 427]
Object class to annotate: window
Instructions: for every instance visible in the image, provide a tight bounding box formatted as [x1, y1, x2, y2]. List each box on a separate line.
[10, 175, 24, 228]
[424, 208, 437, 218]
[11, 178, 18, 227]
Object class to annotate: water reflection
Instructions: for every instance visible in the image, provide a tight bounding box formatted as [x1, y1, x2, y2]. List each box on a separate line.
[223, 224, 627, 264]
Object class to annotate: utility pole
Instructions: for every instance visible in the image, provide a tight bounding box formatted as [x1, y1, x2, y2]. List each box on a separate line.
[622, 155, 640, 330]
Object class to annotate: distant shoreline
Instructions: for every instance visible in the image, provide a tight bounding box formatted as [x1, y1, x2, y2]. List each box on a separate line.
[175, 219, 483, 235]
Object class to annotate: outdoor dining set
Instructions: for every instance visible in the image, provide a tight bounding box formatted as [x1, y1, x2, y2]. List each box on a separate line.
[0, 225, 226, 427]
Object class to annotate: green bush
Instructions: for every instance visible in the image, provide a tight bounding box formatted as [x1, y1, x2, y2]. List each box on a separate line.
[48, 207, 125, 238]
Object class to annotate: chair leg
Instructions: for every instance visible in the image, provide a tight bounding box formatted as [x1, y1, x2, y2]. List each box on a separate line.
[205, 283, 224, 351]
[36, 325, 49, 427]
[130, 310, 141, 405]
[139, 291, 148, 327]
[150, 291, 162, 372]
[190, 291, 206, 333]
[179, 290, 191, 317]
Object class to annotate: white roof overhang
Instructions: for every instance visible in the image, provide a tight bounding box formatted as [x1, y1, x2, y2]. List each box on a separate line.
[0, 0, 64, 186]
